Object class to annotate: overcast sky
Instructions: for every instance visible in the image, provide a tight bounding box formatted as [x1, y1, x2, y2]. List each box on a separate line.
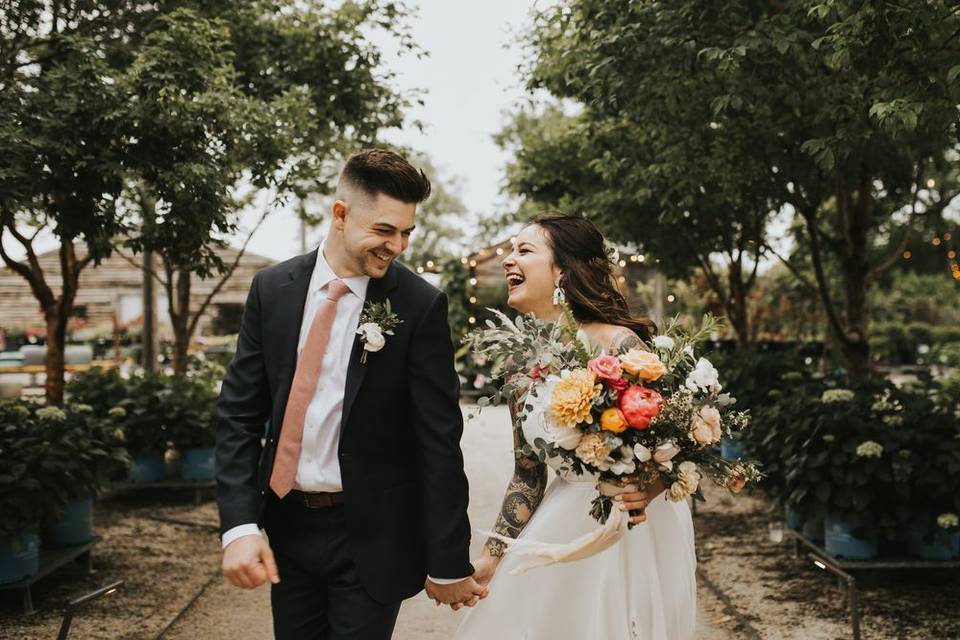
[233, 0, 540, 262]
[8, 1, 540, 263]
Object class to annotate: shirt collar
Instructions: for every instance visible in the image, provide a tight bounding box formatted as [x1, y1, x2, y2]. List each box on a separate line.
[312, 248, 370, 300]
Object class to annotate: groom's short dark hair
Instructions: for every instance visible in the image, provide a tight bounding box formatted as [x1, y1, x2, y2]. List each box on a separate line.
[339, 149, 432, 204]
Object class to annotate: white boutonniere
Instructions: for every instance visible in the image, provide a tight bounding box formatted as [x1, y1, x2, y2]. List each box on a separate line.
[357, 299, 402, 364]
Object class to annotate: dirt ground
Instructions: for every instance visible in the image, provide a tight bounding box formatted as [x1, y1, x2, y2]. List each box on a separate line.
[3, 403, 958, 639]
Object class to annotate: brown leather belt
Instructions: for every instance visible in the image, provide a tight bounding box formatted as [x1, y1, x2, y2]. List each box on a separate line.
[288, 490, 344, 509]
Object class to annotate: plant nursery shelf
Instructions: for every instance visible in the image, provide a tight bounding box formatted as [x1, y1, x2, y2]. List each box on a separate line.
[109, 479, 215, 504]
[789, 530, 959, 640]
[0, 536, 101, 615]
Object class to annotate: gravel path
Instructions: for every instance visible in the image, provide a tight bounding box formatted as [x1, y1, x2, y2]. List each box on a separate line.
[163, 404, 736, 640]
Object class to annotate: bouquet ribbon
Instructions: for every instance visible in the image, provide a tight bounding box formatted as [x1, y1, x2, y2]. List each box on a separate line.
[477, 480, 635, 574]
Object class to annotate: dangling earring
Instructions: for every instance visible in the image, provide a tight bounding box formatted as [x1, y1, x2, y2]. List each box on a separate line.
[552, 280, 566, 306]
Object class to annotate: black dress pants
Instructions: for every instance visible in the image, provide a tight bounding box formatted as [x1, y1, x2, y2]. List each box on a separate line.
[263, 495, 401, 640]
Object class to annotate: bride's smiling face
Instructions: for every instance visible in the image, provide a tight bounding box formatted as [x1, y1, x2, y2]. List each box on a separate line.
[501, 224, 562, 319]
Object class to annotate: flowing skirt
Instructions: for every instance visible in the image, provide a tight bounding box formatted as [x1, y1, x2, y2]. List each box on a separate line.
[454, 476, 697, 640]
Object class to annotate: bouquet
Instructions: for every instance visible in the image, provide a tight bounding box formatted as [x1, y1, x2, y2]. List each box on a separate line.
[467, 308, 760, 572]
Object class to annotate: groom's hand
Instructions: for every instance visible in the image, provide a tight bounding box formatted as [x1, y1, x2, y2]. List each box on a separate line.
[424, 577, 487, 608]
[222, 535, 280, 589]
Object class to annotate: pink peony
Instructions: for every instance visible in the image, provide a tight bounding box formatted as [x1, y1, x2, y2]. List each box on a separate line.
[588, 355, 623, 382]
[618, 385, 664, 430]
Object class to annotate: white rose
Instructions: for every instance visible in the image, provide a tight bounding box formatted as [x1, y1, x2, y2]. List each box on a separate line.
[534, 377, 584, 450]
[684, 357, 720, 393]
[357, 322, 386, 352]
[653, 335, 675, 350]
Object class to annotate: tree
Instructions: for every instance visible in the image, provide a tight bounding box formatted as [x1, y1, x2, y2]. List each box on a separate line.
[496, 102, 775, 349]
[122, 2, 415, 375]
[522, 0, 960, 377]
[1, 1, 418, 385]
[0, 30, 127, 403]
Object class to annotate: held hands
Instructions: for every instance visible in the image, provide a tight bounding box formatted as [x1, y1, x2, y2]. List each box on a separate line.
[222, 534, 280, 589]
[424, 576, 488, 611]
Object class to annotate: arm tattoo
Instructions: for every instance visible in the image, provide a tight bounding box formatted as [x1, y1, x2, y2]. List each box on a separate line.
[485, 396, 548, 558]
[615, 331, 644, 354]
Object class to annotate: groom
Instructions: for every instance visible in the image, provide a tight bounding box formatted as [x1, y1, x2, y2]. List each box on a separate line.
[215, 149, 485, 639]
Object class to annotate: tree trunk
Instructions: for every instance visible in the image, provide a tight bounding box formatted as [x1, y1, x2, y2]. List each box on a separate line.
[43, 305, 67, 404]
[169, 266, 192, 376]
[142, 248, 157, 373]
[836, 180, 872, 380]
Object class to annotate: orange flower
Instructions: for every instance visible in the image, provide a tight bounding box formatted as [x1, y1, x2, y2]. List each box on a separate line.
[600, 407, 628, 433]
[620, 348, 668, 382]
[550, 369, 601, 428]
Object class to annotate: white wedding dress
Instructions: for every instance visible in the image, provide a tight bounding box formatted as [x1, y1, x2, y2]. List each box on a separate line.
[454, 337, 698, 640]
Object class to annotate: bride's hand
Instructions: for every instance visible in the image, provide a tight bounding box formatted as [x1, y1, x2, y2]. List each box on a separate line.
[472, 554, 500, 588]
[616, 476, 667, 525]
[446, 555, 499, 611]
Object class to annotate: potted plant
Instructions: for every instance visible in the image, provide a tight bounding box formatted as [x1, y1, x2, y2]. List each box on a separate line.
[119, 375, 174, 482]
[165, 375, 218, 481]
[0, 401, 56, 582]
[38, 403, 129, 548]
[901, 385, 960, 559]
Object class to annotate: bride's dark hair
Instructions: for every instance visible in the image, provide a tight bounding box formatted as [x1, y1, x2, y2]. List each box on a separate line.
[533, 214, 656, 342]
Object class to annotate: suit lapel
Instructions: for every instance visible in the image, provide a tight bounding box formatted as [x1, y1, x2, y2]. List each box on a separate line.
[341, 263, 399, 436]
[272, 249, 318, 435]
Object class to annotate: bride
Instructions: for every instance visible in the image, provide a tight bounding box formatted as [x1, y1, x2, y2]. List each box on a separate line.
[454, 215, 697, 639]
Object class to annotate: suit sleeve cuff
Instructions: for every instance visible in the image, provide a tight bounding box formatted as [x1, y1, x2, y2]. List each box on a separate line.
[222, 523, 263, 549]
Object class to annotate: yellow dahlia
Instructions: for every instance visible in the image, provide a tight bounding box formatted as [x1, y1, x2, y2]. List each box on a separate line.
[550, 369, 601, 428]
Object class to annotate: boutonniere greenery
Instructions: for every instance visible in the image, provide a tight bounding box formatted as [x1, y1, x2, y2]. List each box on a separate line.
[356, 299, 402, 363]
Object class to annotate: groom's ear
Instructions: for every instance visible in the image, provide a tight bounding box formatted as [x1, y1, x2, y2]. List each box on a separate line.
[331, 199, 349, 230]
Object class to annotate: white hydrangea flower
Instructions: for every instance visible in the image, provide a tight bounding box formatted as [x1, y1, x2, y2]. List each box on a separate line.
[821, 389, 855, 403]
[855, 440, 883, 458]
[937, 513, 959, 529]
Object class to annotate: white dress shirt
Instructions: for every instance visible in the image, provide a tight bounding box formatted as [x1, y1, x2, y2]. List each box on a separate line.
[221, 250, 367, 548]
[220, 250, 466, 585]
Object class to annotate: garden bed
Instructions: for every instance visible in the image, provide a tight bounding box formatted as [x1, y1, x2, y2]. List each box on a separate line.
[695, 483, 960, 639]
[0, 491, 221, 640]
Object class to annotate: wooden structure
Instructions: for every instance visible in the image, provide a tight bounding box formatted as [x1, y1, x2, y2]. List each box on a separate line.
[0, 245, 275, 339]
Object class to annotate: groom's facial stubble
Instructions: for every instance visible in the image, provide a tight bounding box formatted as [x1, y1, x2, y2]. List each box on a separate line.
[325, 186, 417, 279]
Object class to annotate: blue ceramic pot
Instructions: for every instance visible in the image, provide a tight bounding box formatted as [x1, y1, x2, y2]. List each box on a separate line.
[180, 447, 215, 481]
[907, 528, 960, 560]
[824, 514, 878, 560]
[42, 497, 94, 548]
[0, 531, 40, 584]
[130, 452, 166, 483]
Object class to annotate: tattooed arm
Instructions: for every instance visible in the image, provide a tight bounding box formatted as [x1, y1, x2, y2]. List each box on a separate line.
[473, 395, 548, 581]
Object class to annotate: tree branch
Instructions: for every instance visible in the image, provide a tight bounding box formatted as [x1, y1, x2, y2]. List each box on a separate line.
[187, 209, 270, 338]
[800, 208, 851, 347]
[110, 243, 169, 288]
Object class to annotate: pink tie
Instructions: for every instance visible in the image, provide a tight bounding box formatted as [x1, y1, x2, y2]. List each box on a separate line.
[270, 279, 352, 498]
